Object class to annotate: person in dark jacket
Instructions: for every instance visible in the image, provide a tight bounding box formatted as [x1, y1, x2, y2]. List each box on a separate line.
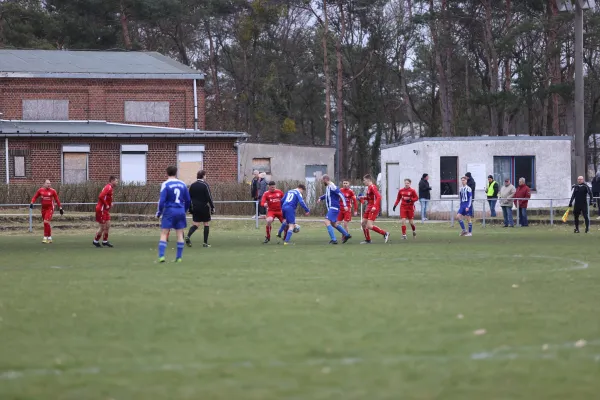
[258, 172, 268, 216]
[569, 176, 593, 233]
[418, 173, 432, 221]
[485, 175, 499, 217]
[250, 170, 260, 218]
[186, 170, 215, 247]
[592, 171, 600, 218]
[465, 172, 476, 213]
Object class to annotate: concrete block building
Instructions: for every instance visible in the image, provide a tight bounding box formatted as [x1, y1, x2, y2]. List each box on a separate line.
[380, 136, 572, 216]
[0, 49, 245, 185]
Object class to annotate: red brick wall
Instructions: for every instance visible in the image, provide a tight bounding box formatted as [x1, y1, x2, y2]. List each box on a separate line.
[0, 78, 206, 130]
[4, 137, 237, 184]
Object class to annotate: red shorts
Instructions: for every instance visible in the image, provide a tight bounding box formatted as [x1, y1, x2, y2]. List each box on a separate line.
[400, 207, 415, 220]
[41, 207, 54, 221]
[267, 210, 284, 223]
[363, 207, 380, 221]
[96, 210, 111, 224]
[337, 210, 352, 222]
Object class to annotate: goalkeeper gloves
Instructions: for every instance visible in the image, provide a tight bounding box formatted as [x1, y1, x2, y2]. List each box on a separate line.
[211, 208, 215, 215]
[29, 203, 33, 209]
[59, 208, 64, 216]
[392, 205, 397, 212]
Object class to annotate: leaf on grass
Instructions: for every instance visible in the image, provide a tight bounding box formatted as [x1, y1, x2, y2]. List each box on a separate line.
[474, 329, 487, 335]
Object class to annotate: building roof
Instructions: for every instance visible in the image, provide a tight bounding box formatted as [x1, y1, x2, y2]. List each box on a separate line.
[0, 50, 204, 80]
[382, 135, 572, 150]
[0, 120, 246, 139]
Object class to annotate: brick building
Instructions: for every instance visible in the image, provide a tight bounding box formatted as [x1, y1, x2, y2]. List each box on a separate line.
[0, 50, 246, 185]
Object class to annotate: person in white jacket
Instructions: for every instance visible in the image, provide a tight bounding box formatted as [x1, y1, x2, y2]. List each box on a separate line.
[498, 179, 516, 227]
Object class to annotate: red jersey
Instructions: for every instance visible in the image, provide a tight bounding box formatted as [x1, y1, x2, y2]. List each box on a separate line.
[394, 187, 419, 208]
[363, 184, 382, 210]
[96, 184, 114, 212]
[31, 188, 61, 208]
[261, 189, 284, 212]
[340, 188, 358, 211]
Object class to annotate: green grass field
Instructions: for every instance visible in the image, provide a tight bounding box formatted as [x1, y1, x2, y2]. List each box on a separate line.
[1, 222, 599, 400]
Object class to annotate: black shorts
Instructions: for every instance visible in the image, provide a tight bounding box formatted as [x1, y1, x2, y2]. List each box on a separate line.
[573, 204, 588, 217]
[192, 204, 211, 223]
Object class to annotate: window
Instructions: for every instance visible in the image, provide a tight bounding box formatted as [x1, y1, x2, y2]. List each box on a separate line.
[440, 156, 458, 195]
[22, 100, 68, 120]
[493, 156, 536, 190]
[62, 145, 90, 184]
[252, 158, 272, 174]
[305, 165, 327, 179]
[124, 101, 170, 123]
[121, 145, 148, 184]
[178, 145, 204, 185]
[13, 156, 25, 177]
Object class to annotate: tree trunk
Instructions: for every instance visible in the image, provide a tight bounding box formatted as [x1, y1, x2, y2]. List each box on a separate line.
[483, 0, 499, 136]
[548, 0, 561, 135]
[205, 21, 222, 127]
[429, 0, 452, 137]
[466, 57, 472, 136]
[120, 1, 132, 50]
[322, 0, 332, 146]
[502, 0, 512, 136]
[336, 0, 346, 173]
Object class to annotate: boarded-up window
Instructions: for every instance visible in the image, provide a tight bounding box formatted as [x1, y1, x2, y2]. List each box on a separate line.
[13, 156, 25, 177]
[178, 145, 204, 185]
[124, 101, 169, 123]
[23, 100, 69, 120]
[121, 145, 148, 184]
[63, 153, 88, 184]
[252, 158, 271, 174]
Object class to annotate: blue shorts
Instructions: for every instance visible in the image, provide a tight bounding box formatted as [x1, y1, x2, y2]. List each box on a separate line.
[282, 206, 296, 224]
[326, 208, 339, 223]
[458, 206, 473, 217]
[161, 211, 187, 230]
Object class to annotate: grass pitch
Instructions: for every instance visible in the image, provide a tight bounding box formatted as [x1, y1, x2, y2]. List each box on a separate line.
[1, 222, 599, 400]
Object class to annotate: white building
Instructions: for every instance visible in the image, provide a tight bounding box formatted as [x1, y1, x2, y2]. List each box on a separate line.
[380, 136, 572, 216]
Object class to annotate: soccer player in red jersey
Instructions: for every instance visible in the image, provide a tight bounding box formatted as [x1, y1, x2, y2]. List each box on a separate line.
[261, 181, 285, 243]
[338, 180, 358, 233]
[359, 174, 390, 244]
[30, 179, 63, 243]
[393, 178, 419, 240]
[93, 176, 118, 248]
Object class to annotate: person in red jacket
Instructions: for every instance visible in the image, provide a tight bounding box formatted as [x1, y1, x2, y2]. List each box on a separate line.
[93, 176, 118, 247]
[30, 180, 63, 243]
[338, 180, 358, 233]
[393, 178, 419, 239]
[513, 177, 531, 227]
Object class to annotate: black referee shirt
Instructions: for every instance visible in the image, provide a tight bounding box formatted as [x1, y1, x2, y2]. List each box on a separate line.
[189, 180, 215, 210]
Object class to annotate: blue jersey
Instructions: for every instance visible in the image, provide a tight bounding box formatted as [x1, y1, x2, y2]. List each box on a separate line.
[459, 186, 472, 208]
[157, 178, 191, 217]
[319, 182, 347, 210]
[282, 189, 310, 212]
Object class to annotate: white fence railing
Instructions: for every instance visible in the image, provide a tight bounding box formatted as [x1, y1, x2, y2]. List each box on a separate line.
[1, 197, 598, 233]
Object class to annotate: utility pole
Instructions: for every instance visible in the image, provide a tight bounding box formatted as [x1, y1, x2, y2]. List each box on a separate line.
[574, 0, 586, 182]
[334, 120, 340, 183]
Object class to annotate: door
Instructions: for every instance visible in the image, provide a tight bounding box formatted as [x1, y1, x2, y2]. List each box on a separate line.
[386, 163, 401, 216]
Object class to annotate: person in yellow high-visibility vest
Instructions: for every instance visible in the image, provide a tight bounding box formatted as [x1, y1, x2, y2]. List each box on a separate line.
[485, 175, 499, 217]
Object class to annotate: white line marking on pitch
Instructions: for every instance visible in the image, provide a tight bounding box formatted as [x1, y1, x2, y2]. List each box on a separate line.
[2, 339, 599, 380]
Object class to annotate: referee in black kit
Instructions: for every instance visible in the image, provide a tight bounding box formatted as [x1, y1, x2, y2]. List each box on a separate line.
[569, 175, 593, 234]
[185, 170, 215, 247]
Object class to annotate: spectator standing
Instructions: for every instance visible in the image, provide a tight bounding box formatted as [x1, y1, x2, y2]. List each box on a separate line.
[258, 172, 268, 216]
[569, 175, 592, 233]
[592, 171, 600, 219]
[498, 178, 516, 227]
[418, 173, 432, 221]
[514, 177, 531, 227]
[250, 170, 260, 217]
[485, 175, 499, 217]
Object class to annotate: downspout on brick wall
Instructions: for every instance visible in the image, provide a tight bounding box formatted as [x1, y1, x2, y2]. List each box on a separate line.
[5, 138, 8, 184]
[193, 79, 198, 130]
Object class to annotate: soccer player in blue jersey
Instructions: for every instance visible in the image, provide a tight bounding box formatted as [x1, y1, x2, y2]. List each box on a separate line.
[281, 184, 310, 245]
[457, 176, 473, 237]
[317, 175, 351, 244]
[156, 166, 191, 262]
